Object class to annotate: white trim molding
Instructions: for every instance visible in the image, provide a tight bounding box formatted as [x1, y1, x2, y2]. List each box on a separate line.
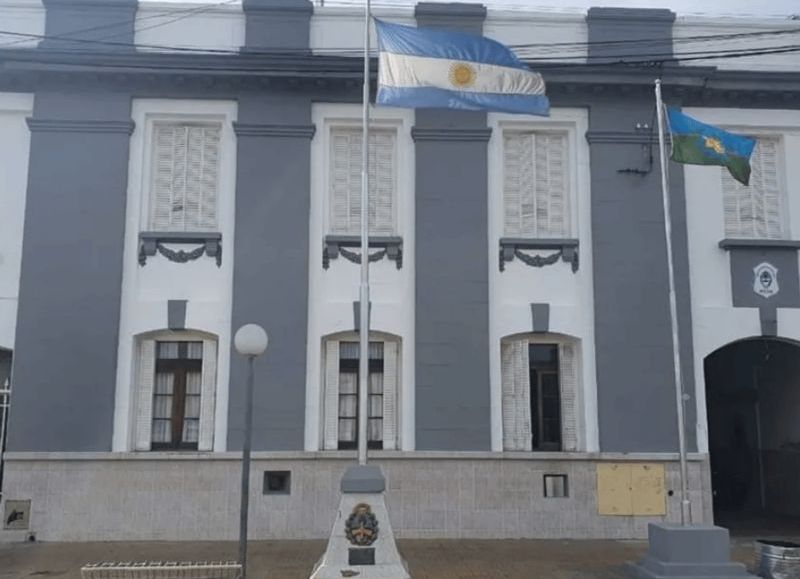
[113, 99, 237, 452]
[488, 108, 598, 452]
[306, 103, 415, 451]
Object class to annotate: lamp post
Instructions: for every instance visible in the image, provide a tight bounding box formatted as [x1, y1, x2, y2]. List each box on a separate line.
[234, 324, 269, 579]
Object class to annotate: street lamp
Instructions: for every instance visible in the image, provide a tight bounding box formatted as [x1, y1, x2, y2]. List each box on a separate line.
[234, 324, 269, 579]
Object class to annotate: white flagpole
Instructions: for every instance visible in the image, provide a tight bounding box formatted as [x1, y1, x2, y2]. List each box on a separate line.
[357, 0, 371, 466]
[654, 79, 691, 526]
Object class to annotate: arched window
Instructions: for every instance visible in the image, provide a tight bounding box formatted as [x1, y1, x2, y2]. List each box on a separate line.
[132, 331, 218, 452]
[321, 332, 400, 451]
[501, 334, 580, 452]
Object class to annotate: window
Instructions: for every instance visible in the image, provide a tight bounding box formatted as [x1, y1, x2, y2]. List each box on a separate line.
[133, 334, 218, 451]
[723, 135, 785, 239]
[151, 341, 203, 450]
[529, 344, 561, 451]
[329, 127, 397, 235]
[503, 131, 569, 238]
[149, 122, 221, 232]
[337, 342, 384, 450]
[501, 336, 579, 452]
[322, 335, 399, 450]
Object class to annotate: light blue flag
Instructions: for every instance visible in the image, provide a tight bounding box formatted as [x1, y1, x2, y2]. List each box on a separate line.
[375, 20, 549, 116]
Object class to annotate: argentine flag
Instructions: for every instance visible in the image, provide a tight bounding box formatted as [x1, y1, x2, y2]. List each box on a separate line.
[376, 20, 549, 116]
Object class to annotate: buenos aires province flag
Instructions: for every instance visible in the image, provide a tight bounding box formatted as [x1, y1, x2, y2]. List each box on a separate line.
[375, 20, 549, 116]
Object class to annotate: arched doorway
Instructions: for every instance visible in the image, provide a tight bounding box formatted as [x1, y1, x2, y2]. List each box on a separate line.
[704, 337, 800, 535]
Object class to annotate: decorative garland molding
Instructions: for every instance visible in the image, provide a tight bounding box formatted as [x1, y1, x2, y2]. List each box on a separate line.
[233, 123, 316, 138]
[139, 231, 222, 267]
[499, 237, 579, 272]
[411, 127, 492, 143]
[323, 235, 403, 270]
[26, 119, 135, 134]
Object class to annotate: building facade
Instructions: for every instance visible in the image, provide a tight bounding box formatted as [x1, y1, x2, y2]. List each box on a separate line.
[0, 0, 799, 541]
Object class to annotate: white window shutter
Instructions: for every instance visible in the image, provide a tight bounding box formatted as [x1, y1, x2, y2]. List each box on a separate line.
[723, 136, 784, 240]
[197, 339, 217, 452]
[323, 340, 340, 450]
[152, 125, 180, 231]
[503, 134, 531, 237]
[370, 131, 396, 235]
[382, 341, 398, 450]
[134, 339, 156, 451]
[558, 341, 579, 452]
[537, 134, 568, 237]
[501, 340, 531, 451]
[504, 132, 568, 238]
[150, 123, 220, 233]
[329, 127, 396, 236]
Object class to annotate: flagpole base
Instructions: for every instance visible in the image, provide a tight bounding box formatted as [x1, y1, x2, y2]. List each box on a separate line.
[628, 523, 757, 579]
[310, 466, 411, 579]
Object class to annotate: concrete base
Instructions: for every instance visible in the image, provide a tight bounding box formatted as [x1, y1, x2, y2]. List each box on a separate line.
[629, 523, 757, 578]
[310, 466, 410, 579]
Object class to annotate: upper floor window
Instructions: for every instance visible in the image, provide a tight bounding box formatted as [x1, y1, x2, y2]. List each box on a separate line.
[132, 332, 218, 451]
[501, 335, 580, 452]
[328, 127, 397, 236]
[503, 131, 569, 238]
[322, 334, 399, 451]
[149, 122, 221, 232]
[723, 135, 786, 240]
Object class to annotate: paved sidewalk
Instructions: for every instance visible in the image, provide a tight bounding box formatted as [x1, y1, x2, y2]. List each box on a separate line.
[0, 538, 761, 579]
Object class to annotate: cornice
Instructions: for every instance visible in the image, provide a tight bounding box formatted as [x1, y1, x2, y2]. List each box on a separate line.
[411, 127, 492, 142]
[26, 118, 135, 134]
[233, 123, 316, 138]
[1, 49, 799, 104]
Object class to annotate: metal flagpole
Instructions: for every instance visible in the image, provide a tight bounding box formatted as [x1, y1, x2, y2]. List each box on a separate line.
[357, 0, 371, 467]
[654, 79, 691, 526]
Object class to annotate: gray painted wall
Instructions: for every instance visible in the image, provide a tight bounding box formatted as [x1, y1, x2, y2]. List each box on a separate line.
[39, 0, 137, 50]
[225, 4, 314, 451]
[227, 93, 313, 451]
[587, 8, 697, 453]
[587, 94, 697, 453]
[413, 3, 491, 451]
[7, 90, 132, 452]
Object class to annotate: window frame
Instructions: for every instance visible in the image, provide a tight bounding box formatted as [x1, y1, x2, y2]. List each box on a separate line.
[494, 115, 580, 241]
[139, 112, 228, 235]
[500, 333, 582, 453]
[502, 128, 572, 239]
[131, 330, 219, 453]
[337, 341, 385, 451]
[528, 343, 562, 451]
[150, 340, 204, 451]
[313, 104, 414, 242]
[720, 132, 789, 240]
[326, 124, 399, 237]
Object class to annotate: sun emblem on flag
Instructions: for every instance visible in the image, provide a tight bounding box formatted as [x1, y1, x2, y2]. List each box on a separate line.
[449, 62, 477, 88]
[703, 136, 726, 155]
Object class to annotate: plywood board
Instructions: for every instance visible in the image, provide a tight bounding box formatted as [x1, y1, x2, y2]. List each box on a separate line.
[597, 463, 632, 515]
[631, 463, 666, 516]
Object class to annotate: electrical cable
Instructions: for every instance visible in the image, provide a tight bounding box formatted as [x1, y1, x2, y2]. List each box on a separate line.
[0, 0, 239, 49]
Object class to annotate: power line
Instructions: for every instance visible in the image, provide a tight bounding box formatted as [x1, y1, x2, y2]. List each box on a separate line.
[1, 25, 798, 58]
[0, 0, 239, 49]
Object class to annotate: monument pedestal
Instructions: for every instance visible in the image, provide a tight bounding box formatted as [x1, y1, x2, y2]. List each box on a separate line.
[310, 465, 410, 579]
[629, 523, 757, 579]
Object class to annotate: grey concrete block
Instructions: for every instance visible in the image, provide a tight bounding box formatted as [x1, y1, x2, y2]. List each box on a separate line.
[630, 523, 757, 578]
[341, 465, 386, 494]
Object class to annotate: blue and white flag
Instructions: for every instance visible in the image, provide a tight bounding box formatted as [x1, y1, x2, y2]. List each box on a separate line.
[375, 20, 549, 116]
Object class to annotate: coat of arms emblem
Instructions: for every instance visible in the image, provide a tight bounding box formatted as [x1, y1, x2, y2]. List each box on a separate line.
[753, 262, 779, 298]
[344, 503, 379, 546]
